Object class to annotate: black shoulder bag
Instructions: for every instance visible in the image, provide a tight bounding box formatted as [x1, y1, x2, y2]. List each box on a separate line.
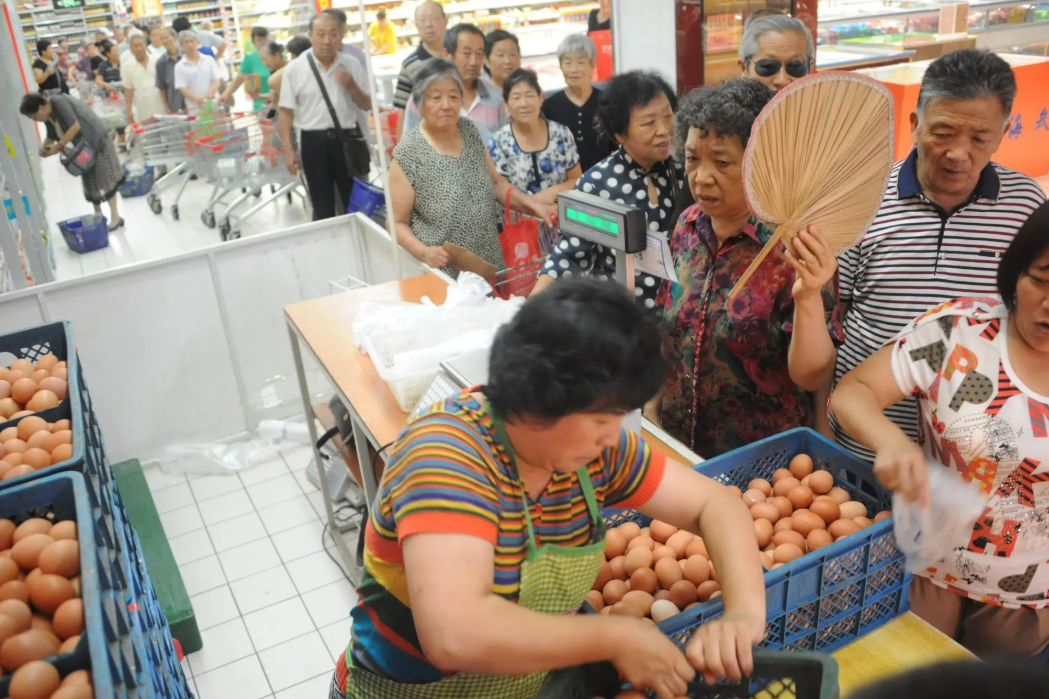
[306, 53, 361, 177]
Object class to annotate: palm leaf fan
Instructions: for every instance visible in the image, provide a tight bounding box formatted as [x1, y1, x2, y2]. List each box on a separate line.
[727, 72, 895, 299]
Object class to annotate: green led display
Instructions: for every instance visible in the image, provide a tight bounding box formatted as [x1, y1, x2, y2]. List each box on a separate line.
[565, 207, 619, 235]
[52, 0, 84, 9]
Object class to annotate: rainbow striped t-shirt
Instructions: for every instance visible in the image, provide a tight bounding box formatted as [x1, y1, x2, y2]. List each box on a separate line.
[345, 392, 666, 684]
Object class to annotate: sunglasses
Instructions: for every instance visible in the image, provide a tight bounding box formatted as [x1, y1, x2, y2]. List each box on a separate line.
[750, 58, 811, 79]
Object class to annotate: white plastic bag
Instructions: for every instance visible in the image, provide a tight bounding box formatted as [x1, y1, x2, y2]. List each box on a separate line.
[161, 436, 298, 476]
[892, 464, 986, 572]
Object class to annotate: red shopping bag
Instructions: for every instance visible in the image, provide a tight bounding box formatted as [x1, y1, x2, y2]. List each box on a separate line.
[497, 190, 543, 299]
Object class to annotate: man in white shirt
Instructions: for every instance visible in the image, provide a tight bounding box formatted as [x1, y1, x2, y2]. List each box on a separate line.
[174, 31, 222, 114]
[122, 33, 164, 125]
[172, 16, 225, 62]
[278, 12, 372, 220]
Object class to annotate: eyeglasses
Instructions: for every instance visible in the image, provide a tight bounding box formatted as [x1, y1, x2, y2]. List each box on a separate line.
[749, 58, 811, 79]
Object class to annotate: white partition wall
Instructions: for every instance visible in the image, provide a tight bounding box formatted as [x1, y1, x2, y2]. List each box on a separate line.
[612, 0, 678, 84]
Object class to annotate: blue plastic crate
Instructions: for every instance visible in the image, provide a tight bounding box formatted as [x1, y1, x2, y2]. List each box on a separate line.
[347, 177, 387, 227]
[58, 214, 109, 253]
[602, 428, 911, 655]
[120, 166, 155, 198]
[0, 473, 143, 699]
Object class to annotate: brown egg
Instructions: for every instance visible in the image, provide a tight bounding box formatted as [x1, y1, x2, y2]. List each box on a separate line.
[52, 685, 94, 699]
[665, 530, 694, 559]
[11, 535, 54, 571]
[773, 530, 806, 551]
[854, 516, 874, 529]
[61, 669, 90, 687]
[25, 392, 58, 414]
[789, 453, 814, 479]
[801, 474, 811, 487]
[50, 444, 73, 465]
[604, 529, 626, 559]
[13, 520, 51, 545]
[0, 381, 7, 401]
[839, 502, 867, 520]
[3, 440, 27, 455]
[749, 503, 779, 525]
[52, 420, 70, 433]
[624, 547, 653, 576]
[771, 563, 785, 570]
[773, 543, 805, 565]
[586, 589, 604, 612]
[50, 368, 67, 381]
[24, 569, 41, 589]
[807, 529, 834, 552]
[29, 369, 49, 384]
[609, 601, 645, 618]
[0, 582, 29, 604]
[42, 428, 71, 454]
[759, 552, 774, 569]
[1, 454, 21, 468]
[747, 478, 772, 497]
[697, 580, 721, 601]
[742, 489, 767, 507]
[652, 545, 677, 563]
[629, 568, 658, 595]
[24, 432, 50, 451]
[58, 635, 80, 655]
[622, 590, 655, 616]
[593, 561, 613, 592]
[11, 412, 34, 420]
[0, 399, 19, 419]
[829, 519, 863, 541]
[770, 468, 793, 484]
[725, 485, 743, 499]
[874, 511, 892, 523]
[649, 520, 677, 544]
[827, 487, 851, 505]
[9, 360, 33, 375]
[786, 485, 814, 510]
[10, 380, 37, 406]
[754, 519, 774, 548]
[602, 579, 628, 606]
[808, 471, 834, 495]
[28, 574, 74, 614]
[0, 601, 31, 631]
[608, 556, 626, 581]
[9, 658, 60, 699]
[0, 558, 18, 587]
[654, 557, 683, 589]
[48, 522, 76, 542]
[774, 518, 794, 533]
[682, 555, 710, 586]
[37, 378, 67, 402]
[626, 535, 654, 553]
[617, 522, 641, 542]
[772, 477, 801, 498]
[0, 630, 58, 670]
[810, 499, 841, 526]
[669, 580, 698, 608]
[685, 538, 708, 559]
[0, 428, 16, 443]
[20, 450, 49, 471]
[4, 465, 34, 481]
[29, 616, 51, 634]
[769, 496, 793, 520]
[791, 512, 826, 537]
[34, 356, 59, 372]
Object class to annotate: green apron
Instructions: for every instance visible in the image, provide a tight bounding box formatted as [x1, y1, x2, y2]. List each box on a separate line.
[339, 402, 608, 699]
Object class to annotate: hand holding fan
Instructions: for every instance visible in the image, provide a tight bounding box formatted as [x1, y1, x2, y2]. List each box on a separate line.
[728, 72, 895, 299]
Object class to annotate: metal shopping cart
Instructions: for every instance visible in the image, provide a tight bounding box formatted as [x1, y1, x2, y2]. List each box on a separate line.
[126, 114, 197, 216]
[489, 213, 560, 299]
[83, 82, 127, 134]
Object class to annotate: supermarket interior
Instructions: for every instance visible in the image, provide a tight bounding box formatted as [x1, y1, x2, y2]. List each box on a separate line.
[2, 0, 1049, 698]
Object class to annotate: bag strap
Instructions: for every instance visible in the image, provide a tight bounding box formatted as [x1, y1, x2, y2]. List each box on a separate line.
[306, 53, 343, 133]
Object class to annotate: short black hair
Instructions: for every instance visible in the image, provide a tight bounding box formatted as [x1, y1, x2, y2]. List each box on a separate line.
[321, 8, 346, 27]
[486, 279, 665, 422]
[485, 29, 519, 57]
[36, 39, 52, 54]
[172, 16, 190, 33]
[376, 9, 386, 20]
[286, 35, 311, 58]
[917, 49, 1017, 118]
[502, 68, 541, 102]
[675, 78, 774, 156]
[251, 25, 269, 40]
[595, 70, 678, 140]
[851, 661, 1049, 699]
[99, 40, 115, 55]
[444, 23, 485, 55]
[263, 40, 284, 56]
[998, 199, 1049, 311]
[20, 93, 48, 117]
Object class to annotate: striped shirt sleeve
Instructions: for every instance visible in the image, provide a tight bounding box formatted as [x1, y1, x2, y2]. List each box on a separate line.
[837, 242, 861, 304]
[604, 429, 666, 509]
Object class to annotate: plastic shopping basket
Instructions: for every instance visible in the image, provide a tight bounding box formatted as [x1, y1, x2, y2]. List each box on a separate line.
[58, 214, 109, 253]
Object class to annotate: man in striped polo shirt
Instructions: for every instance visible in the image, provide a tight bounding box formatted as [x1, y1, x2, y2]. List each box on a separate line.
[830, 49, 1046, 460]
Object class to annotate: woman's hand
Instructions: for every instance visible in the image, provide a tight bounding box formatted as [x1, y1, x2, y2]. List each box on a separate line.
[610, 618, 695, 699]
[533, 188, 559, 207]
[529, 197, 559, 226]
[685, 609, 765, 684]
[421, 245, 451, 269]
[786, 226, 836, 302]
[874, 434, 929, 507]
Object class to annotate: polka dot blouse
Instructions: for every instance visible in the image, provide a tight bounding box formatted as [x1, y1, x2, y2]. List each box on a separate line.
[540, 147, 685, 309]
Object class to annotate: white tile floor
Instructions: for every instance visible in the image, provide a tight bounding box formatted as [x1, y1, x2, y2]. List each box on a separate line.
[143, 445, 361, 699]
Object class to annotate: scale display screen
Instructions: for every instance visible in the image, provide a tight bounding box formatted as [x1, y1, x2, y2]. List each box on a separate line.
[557, 190, 647, 253]
[564, 206, 619, 236]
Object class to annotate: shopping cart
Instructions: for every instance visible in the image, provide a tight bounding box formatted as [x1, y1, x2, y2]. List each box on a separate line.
[83, 82, 127, 133]
[126, 114, 197, 216]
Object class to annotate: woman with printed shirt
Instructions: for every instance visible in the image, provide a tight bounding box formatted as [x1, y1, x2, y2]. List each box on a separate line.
[532, 71, 685, 309]
[330, 279, 766, 699]
[832, 201, 1049, 656]
[650, 80, 844, 459]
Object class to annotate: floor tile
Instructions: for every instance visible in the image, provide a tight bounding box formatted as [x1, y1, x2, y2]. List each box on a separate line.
[189, 585, 241, 631]
[168, 528, 215, 567]
[258, 632, 335, 692]
[291, 468, 317, 495]
[281, 447, 315, 473]
[229, 566, 299, 615]
[247, 474, 304, 510]
[193, 654, 272, 699]
[300, 579, 358, 629]
[208, 511, 268, 552]
[318, 618, 352, 662]
[243, 597, 316, 651]
[160, 504, 205, 538]
[239, 457, 290, 487]
[274, 672, 333, 699]
[305, 491, 328, 520]
[187, 618, 256, 676]
[179, 555, 227, 597]
[181, 657, 193, 680]
[217, 538, 282, 583]
[190, 473, 245, 502]
[286, 551, 349, 594]
[270, 520, 326, 564]
[143, 465, 187, 492]
[199, 489, 256, 526]
[151, 482, 195, 514]
[257, 496, 319, 536]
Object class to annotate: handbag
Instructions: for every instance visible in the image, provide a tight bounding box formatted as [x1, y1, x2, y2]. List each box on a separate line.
[497, 189, 544, 299]
[305, 54, 363, 176]
[59, 139, 97, 177]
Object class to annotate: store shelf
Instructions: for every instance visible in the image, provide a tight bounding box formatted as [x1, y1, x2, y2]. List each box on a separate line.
[331, 0, 584, 27]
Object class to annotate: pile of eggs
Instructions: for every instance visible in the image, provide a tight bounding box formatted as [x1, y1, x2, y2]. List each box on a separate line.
[8, 664, 92, 699]
[587, 454, 891, 626]
[0, 518, 85, 676]
[0, 417, 74, 479]
[0, 356, 69, 420]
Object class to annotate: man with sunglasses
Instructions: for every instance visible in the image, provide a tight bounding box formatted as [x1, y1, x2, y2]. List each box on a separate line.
[738, 13, 813, 93]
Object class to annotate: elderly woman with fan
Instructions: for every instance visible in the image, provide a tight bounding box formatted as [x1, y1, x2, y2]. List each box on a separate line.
[648, 79, 845, 459]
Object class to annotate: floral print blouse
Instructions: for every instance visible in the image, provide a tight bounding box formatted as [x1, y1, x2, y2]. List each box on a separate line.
[657, 205, 845, 459]
[488, 120, 580, 195]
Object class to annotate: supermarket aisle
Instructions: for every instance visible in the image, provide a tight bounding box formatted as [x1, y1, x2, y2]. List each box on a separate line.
[144, 445, 359, 699]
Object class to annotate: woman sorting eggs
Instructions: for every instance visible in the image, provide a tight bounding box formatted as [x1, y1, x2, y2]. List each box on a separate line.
[328, 279, 767, 699]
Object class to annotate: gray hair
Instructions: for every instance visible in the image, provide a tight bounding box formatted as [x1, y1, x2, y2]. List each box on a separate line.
[128, 30, 146, 44]
[738, 14, 814, 63]
[178, 30, 198, 45]
[675, 79, 774, 158]
[557, 33, 596, 64]
[411, 58, 464, 107]
[916, 49, 1016, 120]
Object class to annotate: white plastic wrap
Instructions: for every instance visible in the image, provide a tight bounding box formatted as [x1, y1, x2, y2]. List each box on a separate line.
[892, 464, 986, 572]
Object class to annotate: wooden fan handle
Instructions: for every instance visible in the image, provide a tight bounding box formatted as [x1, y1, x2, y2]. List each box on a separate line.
[727, 225, 789, 300]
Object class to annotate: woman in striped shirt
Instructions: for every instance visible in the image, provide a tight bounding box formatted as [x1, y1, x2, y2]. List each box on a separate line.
[330, 279, 766, 699]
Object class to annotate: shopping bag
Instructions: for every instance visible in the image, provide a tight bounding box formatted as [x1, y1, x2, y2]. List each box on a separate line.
[498, 190, 543, 299]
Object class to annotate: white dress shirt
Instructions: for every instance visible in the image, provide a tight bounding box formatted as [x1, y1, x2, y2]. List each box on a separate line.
[174, 53, 223, 114]
[278, 48, 369, 132]
[121, 53, 165, 121]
